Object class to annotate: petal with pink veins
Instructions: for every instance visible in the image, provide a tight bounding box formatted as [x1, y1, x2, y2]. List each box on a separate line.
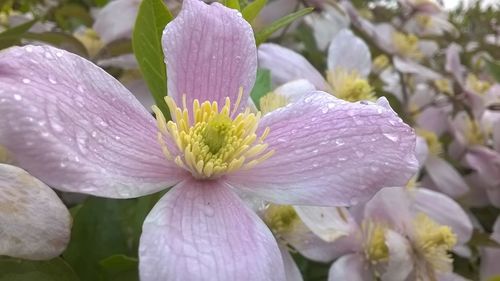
[0, 164, 71, 260]
[327, 29, 371, 77]
[0, 45, 187, 198]
[162, 0, 257, 112]
[258, 43, 329, 90]
[139, 178, 285, 281]
[228, 92, 417, 206]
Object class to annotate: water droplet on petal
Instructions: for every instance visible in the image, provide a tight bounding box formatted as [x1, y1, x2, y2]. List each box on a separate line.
[13, 94, 22, 101]
[383, 133, 399, 142]
[22, 78, 31, 84]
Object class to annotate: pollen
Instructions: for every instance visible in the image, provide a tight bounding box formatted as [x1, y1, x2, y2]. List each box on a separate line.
[263, 205, 300, 235]
[466, 74, 491, 95]
[153, 89, 274, 179]
[416, 128, 443, 156]
[392, 31, 423, 60]
[259, 92, 288, 115]
[413, 213, 457, 272]
[327, 69, 375, 102]
[464, 117, 485, 146]
[363, 221, 389, 263]
[373, 54, 389, 72]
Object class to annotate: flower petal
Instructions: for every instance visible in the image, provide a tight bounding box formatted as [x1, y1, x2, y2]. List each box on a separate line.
[0, 45, 186, 198]
[279, 245, 303, 281]
[424, 155, 469, 198]
[480, 248, 500, 281]
[0, 164, 71, 260]
[413, 188, 472, 244]
[382, 229, 413, 281]
[139, 178, 285, 281]
[363, 187, 414, 231]
[294, 206, 358, 242]
[258, 43, 329, 90]
[273, 79, 317, 103]
[328, 254, 371, 281]
[162, 0, 256, 111]
[228, 92, 417, 206]
[93, 0, 139, 44]
[327, 29, 371, 77]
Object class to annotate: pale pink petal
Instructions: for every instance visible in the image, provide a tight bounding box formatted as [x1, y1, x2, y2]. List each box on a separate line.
[480, 248, 500, 281]
[257, 0, 297, 30]
[438, 272, 471, 281]
[294, 206, 358, 242]
[273, 79, 317, 103]
[162, 0, 256, 111]
[122, 77, 155, 110]
[304, 5, 350, 51]
[413, 188, 473, 244]
[0, 45, 187, 198]
[393, 57, 442, 80]
[328, 254, 372, 281]
[258, 43, 329, 90]
[424, 155, 469, 198]
[139, 178, 285, 281]
[283, 218, 344, 262]
[382, 229, 413, 281]
[327, 29, 371, 77]
[279, 245, 303, 281]
[93, 0, 140, 44]
[415, 136, 429, 168]
[97, 54, 139, 70]
[465, 146, 500, 187]
[228, 93, 417, 206]
[445, 43, 466, 86]
[363, 187, 414, 231]
[0, 164, 71, 260]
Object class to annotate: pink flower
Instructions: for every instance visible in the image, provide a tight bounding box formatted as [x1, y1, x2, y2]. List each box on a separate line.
[0, 0, 417, 279]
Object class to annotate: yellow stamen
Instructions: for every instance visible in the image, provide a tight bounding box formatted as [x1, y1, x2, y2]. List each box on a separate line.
[416, 128, 443, 156]
[434, 79, 453, 95]
[259, 92, 289, 115]
[264, 205, 300, 235]
[154, 90, 274, 179]
[362, 221, 389, 263]
[413, 213, 457, 272]
[392, 31, 423, 60]
[466, 74, 491, 95]
[373, 55, 389, 73]
[326, 69, 375, 102]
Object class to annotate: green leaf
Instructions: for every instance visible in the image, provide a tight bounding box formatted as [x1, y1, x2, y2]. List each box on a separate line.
[63, 194, 162, 281]
[486, 60, 500, 83]
[254, 7, 314, 45]
[0, 257, 79, 281]
[0, 19, 37, 49]
[99, 255, 138, 281]
[242, 0, 267, 22]
[468, 230, 500, 248]
[132, 0, 173, 118]
[224, 0, 240, 10]
[250, 69, 271, 109]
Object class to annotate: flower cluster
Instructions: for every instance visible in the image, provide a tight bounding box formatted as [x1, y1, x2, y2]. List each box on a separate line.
[0, 0, 498, 280]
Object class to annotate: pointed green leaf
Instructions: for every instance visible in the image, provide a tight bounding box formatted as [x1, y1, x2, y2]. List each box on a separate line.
[242, 0, 267, 22]
[132, 0, 173, 118]
[99, 255, 138, 281]
[224, 0, 240, 10]
[254, 7, 314, 45]
[250, 69, 271, 109]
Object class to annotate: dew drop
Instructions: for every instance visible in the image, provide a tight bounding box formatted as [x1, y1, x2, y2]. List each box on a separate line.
[13, 94, 22, 101]
[22, 78, 31, 84]
[25, 46, 33, 52]
[55, 51, 63, 57]
[48, 75, 57, 84]
[383, 133, 400, 142]
[51, 123, 64, 132]
[335, 139, 345, 146]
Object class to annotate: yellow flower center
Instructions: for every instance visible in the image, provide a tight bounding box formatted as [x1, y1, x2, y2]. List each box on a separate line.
[259, 92, 288, 115]
[153, 90, 274, 179]
[416, 128, 443, 156]
[363, 221, 390, 263]
[466, 74, 491, 95]
[413, 213, 457, 274]
[464, 117, 485, 145]
[416, 14, 432, 29]
[373, 55, 389, 72]
[392, 32, 423, 60]
[73, 28, 104, 58]
[263, 205, 300, 235]
[327, 69, 375, 102]
[434, 79, 453, 95]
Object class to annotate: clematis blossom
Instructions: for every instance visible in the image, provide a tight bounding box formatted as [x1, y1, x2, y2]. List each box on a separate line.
[0, 163, 71, 260]
[295, 187, 473, 281]
[0, 0, 417, 280]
